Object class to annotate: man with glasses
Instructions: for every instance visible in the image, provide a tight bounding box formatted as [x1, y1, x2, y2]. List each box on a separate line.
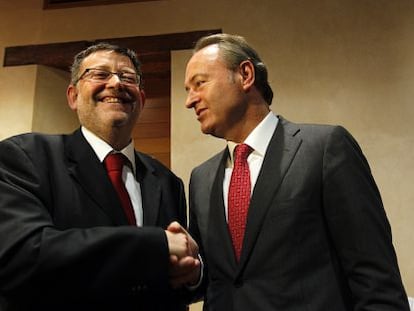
[0, 43, 199, 310]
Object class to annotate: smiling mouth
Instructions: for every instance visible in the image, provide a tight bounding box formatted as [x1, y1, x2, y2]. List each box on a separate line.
[102, 97, 127, 104]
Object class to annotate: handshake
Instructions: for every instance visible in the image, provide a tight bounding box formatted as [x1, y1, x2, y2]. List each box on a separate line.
[165, 222, 201, 289]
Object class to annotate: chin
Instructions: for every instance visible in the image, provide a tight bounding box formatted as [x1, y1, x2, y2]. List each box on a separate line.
[111, 115, 131, 127]
[200, 124, 212, 135]
[201, 125, 220, 138]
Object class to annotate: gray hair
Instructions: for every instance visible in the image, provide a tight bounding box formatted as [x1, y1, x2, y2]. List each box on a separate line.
[69, 42, 142, 86]
[194, 33, 273, 105]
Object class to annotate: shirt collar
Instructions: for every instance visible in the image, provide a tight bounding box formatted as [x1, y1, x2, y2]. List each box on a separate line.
[81, 126, 136, 172]
[227, 112, 278, 165]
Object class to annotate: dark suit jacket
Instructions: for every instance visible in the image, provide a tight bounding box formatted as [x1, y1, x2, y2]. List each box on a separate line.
[188, 117, 409, 311]
[0, 129, 187, 311]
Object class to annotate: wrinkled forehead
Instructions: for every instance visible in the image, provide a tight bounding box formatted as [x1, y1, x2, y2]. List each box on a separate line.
[81, 50, 135, 70]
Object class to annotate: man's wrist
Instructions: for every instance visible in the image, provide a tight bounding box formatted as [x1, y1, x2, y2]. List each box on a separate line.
[186, 254, 203, 290]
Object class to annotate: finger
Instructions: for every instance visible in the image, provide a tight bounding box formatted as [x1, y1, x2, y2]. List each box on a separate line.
[165, 230, 189, 258]
[167, 221, 182, 232]
[169, 263, 201, 289]
[169, 256, 197, 271]
[169, 254, 179, 264]
[187, 236, 199, 257]
[169, 221, 191, 236]
[169, 256, 200, 277]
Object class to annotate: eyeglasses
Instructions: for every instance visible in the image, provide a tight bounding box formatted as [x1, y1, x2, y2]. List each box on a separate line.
[76, 68, 141, 86]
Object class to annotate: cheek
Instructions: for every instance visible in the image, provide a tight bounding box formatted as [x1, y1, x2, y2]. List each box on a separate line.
[129, 89, 143, 105]
[76, 102, 94, 121]
[82, 83, 105, 98]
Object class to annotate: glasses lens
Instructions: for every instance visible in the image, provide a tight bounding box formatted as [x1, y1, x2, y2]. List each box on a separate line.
[120, 73, 139, 85]
[77, 69, 140, 86]
[86, 69, 111, 81]
[82, 69, 139, 85]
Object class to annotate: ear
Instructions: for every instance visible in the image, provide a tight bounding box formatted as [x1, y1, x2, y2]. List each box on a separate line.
[138, 89, 146, 109]
[66, 84, 78, 111]
[239, 60, 255, 91]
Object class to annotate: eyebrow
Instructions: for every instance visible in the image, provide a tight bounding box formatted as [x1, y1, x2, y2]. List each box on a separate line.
[85, 64, 137, 73]
[185, 73, 208, 86]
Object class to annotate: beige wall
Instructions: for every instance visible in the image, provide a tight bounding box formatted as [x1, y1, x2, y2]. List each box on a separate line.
[0, 0, 413, 307]
[32, 65, 79, 133]
[0, 64, 37, 137]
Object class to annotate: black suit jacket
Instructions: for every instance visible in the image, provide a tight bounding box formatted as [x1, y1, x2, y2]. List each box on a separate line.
[0, 129, 187, 311]
[189, 116, 409, 311]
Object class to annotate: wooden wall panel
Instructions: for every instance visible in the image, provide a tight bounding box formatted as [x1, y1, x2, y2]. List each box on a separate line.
[44, 0, 157, 9]
[3, 30, 221, 70]
[134, 137, 170, 153]
[142, 77, 170, 98]
[139, 106, 170, 124]
[133, 122, 169, 139]
[132, 50, 171, 167]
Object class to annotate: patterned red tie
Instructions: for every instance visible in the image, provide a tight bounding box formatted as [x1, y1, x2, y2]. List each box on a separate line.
[228, 144, 253, 261]
[104, 153, 136, 225]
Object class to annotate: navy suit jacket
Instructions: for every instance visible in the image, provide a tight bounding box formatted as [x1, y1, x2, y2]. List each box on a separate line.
[0, 129, 187, 311]
[189, 116, 409, 311]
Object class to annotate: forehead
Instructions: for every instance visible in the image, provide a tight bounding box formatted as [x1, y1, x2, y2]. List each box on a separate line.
[81, 50, 134, 69]
[186, 45, 227, 77]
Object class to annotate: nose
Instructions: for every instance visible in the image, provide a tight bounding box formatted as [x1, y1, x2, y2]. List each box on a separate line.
[106, 73, 123, 87]
[185, 89, 200, 109]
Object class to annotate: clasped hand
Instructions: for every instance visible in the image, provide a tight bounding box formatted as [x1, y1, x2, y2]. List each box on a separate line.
[165, 222, 201, 289]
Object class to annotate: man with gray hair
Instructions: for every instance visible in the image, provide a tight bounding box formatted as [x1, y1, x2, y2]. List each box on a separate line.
[0, 42, 199, 310]
[184, 33, 409, 310]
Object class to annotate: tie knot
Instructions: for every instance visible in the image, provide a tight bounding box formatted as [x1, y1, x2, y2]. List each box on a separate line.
[104, 153, 128, 172]
[234, 144, 252, 163]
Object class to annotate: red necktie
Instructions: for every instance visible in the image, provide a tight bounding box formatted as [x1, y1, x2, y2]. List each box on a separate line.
[228, 144, 253, 261]
[104, 153, 136, 225]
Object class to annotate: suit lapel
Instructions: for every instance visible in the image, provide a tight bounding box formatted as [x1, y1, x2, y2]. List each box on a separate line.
[238, 118, 302, 268]
[208, 149, 239, 272]
[135, 152, 161, 226]
[65, 129, 128, 225]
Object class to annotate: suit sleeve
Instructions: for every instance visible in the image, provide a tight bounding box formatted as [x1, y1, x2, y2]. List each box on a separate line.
[322, 126, 409, 310]
[187, 168, 210, 303]
[0, 137, 171, 301]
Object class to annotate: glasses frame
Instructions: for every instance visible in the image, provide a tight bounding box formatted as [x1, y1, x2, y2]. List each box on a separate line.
[75, 68, 141, 86]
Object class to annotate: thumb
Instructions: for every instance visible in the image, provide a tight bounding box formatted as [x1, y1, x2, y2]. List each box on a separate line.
[167, 221, 183, 233]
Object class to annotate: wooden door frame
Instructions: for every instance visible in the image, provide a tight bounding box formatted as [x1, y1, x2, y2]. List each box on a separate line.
[43, 0, 158, 10]
[3, 30, 221, 71]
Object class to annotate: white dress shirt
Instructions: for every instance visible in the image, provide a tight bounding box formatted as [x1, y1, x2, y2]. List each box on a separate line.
[81, 127, 143, 226]
[223, 112, 279, 221]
